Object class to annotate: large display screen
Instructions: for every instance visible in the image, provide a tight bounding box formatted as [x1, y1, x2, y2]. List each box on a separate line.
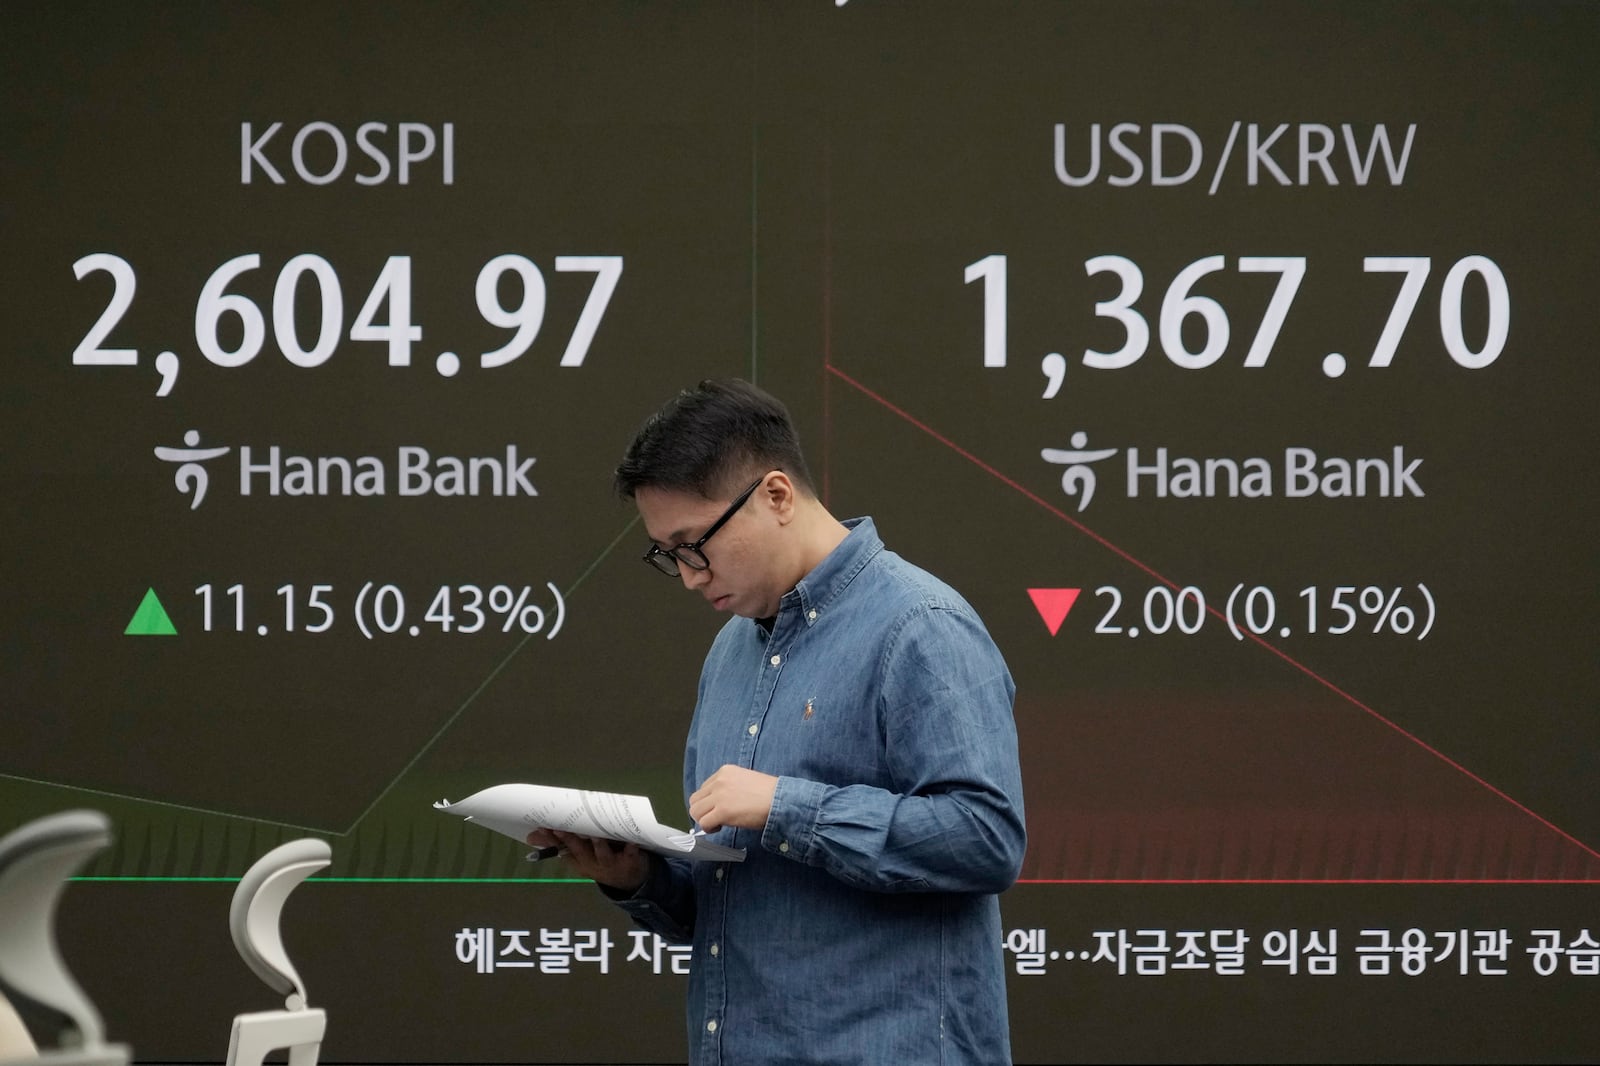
[3, 3, 1595, 1061]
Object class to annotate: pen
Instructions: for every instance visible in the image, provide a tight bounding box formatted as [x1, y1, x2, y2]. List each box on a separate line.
[525, 845, 560, 862]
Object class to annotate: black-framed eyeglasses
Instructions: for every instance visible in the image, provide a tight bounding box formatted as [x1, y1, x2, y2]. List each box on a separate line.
[641, 475, 767, 577]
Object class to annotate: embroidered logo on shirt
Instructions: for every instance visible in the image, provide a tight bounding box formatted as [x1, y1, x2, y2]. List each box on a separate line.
[803, 698, 815, 721]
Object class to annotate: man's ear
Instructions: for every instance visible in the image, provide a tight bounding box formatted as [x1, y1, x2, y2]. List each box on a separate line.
[762, 470, 799, 524]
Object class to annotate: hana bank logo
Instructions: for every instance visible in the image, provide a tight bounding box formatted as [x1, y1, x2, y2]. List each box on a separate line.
[1041, 436, 1425, 509]
[154, 430, 232, 510]
[152, 432, 541, 508]
[1041, 432, 1118, 512]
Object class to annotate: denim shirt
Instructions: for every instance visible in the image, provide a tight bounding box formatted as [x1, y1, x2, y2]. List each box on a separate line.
[614, 517, 1026, 1065]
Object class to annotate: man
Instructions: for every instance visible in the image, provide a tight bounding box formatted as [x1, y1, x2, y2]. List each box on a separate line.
[530, 379, 1026, 1064]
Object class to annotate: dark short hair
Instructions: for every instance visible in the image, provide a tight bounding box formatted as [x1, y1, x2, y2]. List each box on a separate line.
[615, 379, 814, 500]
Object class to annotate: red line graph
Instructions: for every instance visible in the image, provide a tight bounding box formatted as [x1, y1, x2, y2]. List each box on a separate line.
[824, 362, 1600, 879]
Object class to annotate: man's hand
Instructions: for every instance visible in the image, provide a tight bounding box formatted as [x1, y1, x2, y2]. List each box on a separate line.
[689, 765, 779, 832]
[526, 828, 648, 893]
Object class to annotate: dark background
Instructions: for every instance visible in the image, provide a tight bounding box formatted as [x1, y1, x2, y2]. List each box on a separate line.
[2, 2, 1595, 1061]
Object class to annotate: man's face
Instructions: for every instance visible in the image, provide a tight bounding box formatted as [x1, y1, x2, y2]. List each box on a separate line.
[635, 479, 784, 619]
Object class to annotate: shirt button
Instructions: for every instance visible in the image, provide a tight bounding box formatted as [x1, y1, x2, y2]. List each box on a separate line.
[808, 610, 817, 622]
[770, 654, 781, 666]
[779, 841, 790, 854]
[747, 723, 758, 736]
[710, 943, 720, 957]
[706, 1019, 718, 1033]
[715, 866, 725, 880]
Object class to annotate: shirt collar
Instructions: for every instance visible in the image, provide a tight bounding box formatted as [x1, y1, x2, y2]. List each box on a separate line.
[766, 516, 882, 628]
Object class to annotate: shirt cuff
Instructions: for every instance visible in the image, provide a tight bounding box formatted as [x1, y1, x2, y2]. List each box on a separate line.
[762, 775, 826, 862]
[602, 854, 693, 943]
[598, 851, 670, 904]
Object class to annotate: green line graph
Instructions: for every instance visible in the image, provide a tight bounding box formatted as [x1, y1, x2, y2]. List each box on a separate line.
[4, 518, 644, 882]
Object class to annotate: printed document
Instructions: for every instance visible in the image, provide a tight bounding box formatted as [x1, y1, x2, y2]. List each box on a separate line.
[434, 783, 746, 862]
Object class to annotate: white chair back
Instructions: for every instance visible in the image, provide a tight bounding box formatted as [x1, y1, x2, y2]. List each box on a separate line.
[0, 811, 129, 1066]
[223, 838, 332, 1066]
